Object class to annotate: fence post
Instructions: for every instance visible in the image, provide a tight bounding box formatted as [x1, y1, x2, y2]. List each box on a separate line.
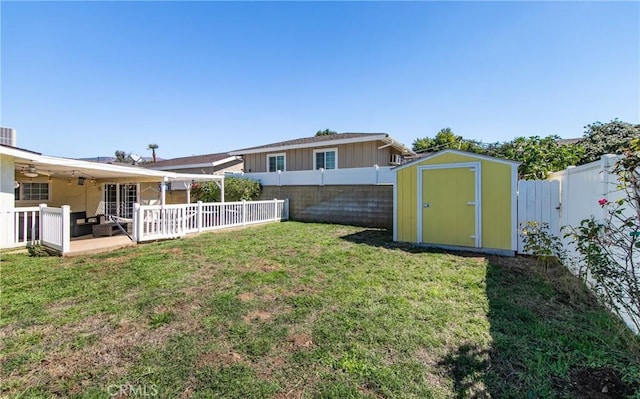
[273, 198, 278, 220]
[61, 205, 71, 255]
[132, 203, 139, 242]
[601, 154, 617, 221]
[374, 164, 379, 185]
[135, 203, 144, 242]
[562, 166, 574, 228]
[320, 168, 324, 186]
[242, 200, 247, 226]
[38, 203, 46, 245]
[197, 201, 203, 232]
[284, 198, 290, 221]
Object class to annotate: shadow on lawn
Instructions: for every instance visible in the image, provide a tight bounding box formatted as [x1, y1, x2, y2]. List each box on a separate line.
[439, 258, 638, 398]
[341, 229, 640, 398]
[340, 229, 459, 255]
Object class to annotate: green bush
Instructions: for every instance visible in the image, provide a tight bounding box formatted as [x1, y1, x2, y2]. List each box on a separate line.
[191, 177, 262, 202]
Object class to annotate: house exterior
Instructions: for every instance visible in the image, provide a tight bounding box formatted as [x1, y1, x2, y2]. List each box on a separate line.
[229, 133, 413, 174]
[1, 142, 224, 250]
[394, 149, 519, 255]
[228, 133, 414, 229]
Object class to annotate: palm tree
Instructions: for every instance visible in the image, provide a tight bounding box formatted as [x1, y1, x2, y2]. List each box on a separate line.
[147, 144, 159, 162]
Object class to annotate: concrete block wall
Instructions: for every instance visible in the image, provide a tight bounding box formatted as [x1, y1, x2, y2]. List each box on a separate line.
[260, 185, 393, 229]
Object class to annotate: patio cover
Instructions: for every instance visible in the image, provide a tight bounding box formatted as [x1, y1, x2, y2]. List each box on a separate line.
[2, 145, 225, 202]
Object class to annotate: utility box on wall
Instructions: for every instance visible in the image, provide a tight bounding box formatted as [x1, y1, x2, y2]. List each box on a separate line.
[393, 149, 520, 255]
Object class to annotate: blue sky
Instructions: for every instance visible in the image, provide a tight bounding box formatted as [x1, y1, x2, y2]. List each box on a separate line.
[1, 1, 638, 159]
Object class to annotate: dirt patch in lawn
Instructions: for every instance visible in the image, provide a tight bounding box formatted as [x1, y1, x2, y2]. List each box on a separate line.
[414, 347, 453, 393]
[237, 292, 255, 302]
[196, 351, 244, 368]
[286, 333, 314, 351]
[246, 257, 282, 272]
[570, 367, 635, 398]
[243, 310, 272, 323]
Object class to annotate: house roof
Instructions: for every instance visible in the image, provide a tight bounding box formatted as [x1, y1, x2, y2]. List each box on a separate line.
[229, 133, 414, 155]
[1, 144, 223, 182]
[393, 149, 521, 172]
[145, 152, 241, 171]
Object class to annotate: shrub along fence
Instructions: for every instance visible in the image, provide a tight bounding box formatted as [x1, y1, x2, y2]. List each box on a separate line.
[518, 154, 639, 333]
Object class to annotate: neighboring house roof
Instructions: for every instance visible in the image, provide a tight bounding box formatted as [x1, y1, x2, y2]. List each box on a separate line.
[229, 133, 415, 155]
[145, 152, 241, 171]
[1, 144, 223, 182]
[77, 156, 157, 164]
[393, 149, 520, 172]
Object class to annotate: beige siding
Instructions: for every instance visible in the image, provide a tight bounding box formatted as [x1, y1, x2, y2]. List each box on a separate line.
[14, 175, 165, 216]
[241, 140, 402, 172]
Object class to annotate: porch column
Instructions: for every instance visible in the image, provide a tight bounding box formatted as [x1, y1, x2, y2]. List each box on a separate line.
[0, 154, 15, 248]
[220, 177, 225, 203]
[161, 177, 168, 206]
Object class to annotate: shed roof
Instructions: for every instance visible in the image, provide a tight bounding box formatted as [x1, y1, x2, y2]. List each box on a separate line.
[393, 149, 520, 172]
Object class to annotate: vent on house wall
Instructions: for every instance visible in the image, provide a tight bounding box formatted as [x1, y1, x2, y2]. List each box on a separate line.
[390, 154, 402, 165]
[0, 127, 17, 147]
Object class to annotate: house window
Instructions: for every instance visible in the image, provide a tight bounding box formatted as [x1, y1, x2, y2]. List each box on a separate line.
[267, 153, 286, 172]
[313, 148, 337, 170]
[16, 182, 50, 201]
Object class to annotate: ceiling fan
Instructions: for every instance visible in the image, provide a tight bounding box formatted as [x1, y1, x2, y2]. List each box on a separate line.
[22, 165, 51, 178]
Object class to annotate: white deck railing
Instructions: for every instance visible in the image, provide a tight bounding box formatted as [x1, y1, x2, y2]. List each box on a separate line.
[133, 199, 289, 242]
[40, 205, 71, 254]
[11, 206, 40, 247]
[238, 166, 395, 186]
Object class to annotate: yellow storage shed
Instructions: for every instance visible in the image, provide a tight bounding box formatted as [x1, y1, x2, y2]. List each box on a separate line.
[394, 149, 519, 255]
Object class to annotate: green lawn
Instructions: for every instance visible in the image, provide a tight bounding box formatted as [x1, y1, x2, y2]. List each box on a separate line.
[1, 222, 638, 398]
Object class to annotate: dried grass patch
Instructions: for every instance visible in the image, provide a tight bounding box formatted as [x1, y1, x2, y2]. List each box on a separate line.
[285, 333, 314, 351]
[243, 311, 272, 323]
[196, 350, 244, 368]
[2, 302, 202, 396]
[237, 292, 255, 302]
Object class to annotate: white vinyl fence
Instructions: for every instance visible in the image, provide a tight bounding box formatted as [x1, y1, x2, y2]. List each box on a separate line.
[518, 155, 638, 333]
[40, 205, 71, 254]
[517, 180, 561, 253]
[238, 166, 395, 186]
[12, 206, 40, 247]
[133, 199, 289, 242]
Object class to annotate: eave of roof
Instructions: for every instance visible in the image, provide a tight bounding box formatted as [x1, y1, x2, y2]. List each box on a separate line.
[2, 146, 223, 181]
[229, 133, 414, 155]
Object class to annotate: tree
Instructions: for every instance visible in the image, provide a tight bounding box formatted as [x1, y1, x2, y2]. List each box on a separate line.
[491, 136, 583, 180]
[412, 128, 484, 153]
[315, 129, 337, 136]
[191, 177, 262, 202]
[147, 143, 159, 162]
[114, 150, 132, 163]
[579, 120, 640, 164]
